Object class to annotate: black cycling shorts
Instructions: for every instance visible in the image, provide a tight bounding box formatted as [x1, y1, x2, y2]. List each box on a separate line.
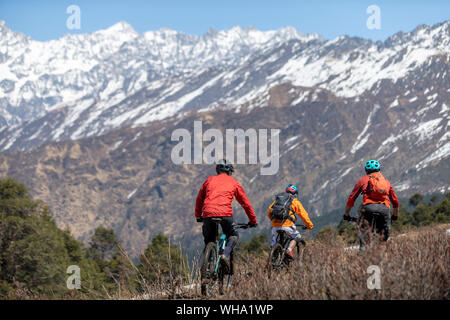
[202, 216, 239, 245]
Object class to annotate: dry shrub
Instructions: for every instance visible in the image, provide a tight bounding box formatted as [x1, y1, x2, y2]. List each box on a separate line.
[228, 226, 449, 300]
[126, 247, 202, 300]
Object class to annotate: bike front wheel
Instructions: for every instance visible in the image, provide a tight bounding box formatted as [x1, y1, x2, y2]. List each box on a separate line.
[218, 253, 234, 295]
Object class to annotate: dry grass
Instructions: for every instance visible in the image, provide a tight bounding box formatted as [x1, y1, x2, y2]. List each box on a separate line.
[5, 225, 449, 300]
[111, 224, 450, 300]
[227, 225, 449, 300]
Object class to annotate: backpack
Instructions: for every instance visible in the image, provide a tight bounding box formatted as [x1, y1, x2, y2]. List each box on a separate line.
[270, 193, 294, 221]
[367, 173, 389, 201]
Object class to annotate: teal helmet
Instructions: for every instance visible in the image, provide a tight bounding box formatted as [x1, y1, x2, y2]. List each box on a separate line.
[365, 160, 381, 171]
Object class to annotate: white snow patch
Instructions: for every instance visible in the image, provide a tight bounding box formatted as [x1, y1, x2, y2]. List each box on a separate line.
[287, 142, 299, 152]
[350, 105, 379, 154]
[291, 91, 310, 105]
[327, 133, 342, 143]
[427, 93, 438, 101]
[127, 188, 138, 199]
[389, 98, 399, 109]
[110, 140, 123, 151]
[409, 118, 443, 144]
[340, 167, 353, 179]
[285, 135, 300, 145]
[134, 73, 223, 125]
[395, 181, 411, 192]
[416, 141, 450, 170]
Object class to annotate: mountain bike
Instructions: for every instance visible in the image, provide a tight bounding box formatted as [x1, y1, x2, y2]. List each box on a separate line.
[345, 213, 387, 250]
[200, 218, 252, 297]
[267, 224, 307, 274]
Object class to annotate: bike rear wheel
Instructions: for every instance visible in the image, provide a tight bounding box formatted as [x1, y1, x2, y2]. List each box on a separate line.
[200, 242, 219, 296]
[268, 243, 284, 274]
[359, 217, 378, 250]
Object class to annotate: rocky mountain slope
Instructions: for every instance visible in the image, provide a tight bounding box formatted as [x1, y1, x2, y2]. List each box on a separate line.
[0, 21, 449, 254]
[1, 68, 448, 254]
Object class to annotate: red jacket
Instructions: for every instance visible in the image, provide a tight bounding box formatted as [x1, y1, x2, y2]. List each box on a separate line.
[346, 172, 399, 209]
[195, 173, 257, 224]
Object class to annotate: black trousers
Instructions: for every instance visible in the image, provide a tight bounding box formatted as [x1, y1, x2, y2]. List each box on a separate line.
[202, 216, 239, 244]
[359, 203, 391, 243]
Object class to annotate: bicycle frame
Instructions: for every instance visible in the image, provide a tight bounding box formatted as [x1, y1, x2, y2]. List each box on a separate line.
[214, 233, 227, 273]
[209, 219, 248, 275]
[274, 224, 307, 248]
[275, 231, 289, 248]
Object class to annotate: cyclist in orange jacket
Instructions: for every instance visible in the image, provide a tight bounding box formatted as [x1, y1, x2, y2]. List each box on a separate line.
[267, 184, 313, 260]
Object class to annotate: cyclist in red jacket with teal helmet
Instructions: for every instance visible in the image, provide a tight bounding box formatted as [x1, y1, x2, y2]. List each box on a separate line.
[343, 160, 399, 246]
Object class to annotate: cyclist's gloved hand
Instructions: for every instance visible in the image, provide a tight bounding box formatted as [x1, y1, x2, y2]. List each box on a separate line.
[248, 222, 258, 228]
[196, 218, 203, 223]
[391, 215, 398, 221]
[343, 215, 351, 221]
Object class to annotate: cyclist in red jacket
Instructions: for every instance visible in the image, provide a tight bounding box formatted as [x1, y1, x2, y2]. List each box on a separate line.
[343, 160, 399, 247]
[195, 159, 257, 267]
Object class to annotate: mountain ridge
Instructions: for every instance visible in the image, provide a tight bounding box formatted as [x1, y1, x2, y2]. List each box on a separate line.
[1, 61, 448, 253]
[1, 20, 449, 153]
[0, 20, 449, 254]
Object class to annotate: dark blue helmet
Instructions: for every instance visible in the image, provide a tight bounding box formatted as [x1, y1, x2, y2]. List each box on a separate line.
[216, 159, 234, 173]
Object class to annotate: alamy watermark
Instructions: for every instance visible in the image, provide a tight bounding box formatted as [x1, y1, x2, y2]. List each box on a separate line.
[66, 5, 81, 30]
[366, 5, 381, 30]
[171, 121, 280, 175]
[366, 265, 381, 290]
[66, 265, 81, 290]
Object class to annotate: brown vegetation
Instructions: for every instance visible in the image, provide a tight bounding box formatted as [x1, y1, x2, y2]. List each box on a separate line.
[228, 225, 449, 300]
[135, 224, 449, 300]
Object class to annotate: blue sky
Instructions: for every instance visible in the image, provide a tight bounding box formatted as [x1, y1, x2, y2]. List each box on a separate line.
[1, 0, 449, 41]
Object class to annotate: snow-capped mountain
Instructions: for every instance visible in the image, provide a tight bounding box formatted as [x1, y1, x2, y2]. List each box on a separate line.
[1, 20, 448, 152]
[0, 20, 312, 126]
[0, 20, 449, 253]
[0, 65, 448, 253]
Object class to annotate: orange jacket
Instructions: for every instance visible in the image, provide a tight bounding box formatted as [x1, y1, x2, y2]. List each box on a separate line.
[267, 197, 314, 229]
[346, 172, 399, 209]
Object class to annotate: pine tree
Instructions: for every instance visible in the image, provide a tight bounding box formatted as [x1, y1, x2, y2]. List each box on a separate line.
[138, 233, 188, 284]
[239, 232, 270, 255]
[0, 177, 104, 298]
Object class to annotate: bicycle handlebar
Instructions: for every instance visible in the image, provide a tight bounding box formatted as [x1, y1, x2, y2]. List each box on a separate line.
[236, 222, 256, 229]
[295, 224, 308, 230]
